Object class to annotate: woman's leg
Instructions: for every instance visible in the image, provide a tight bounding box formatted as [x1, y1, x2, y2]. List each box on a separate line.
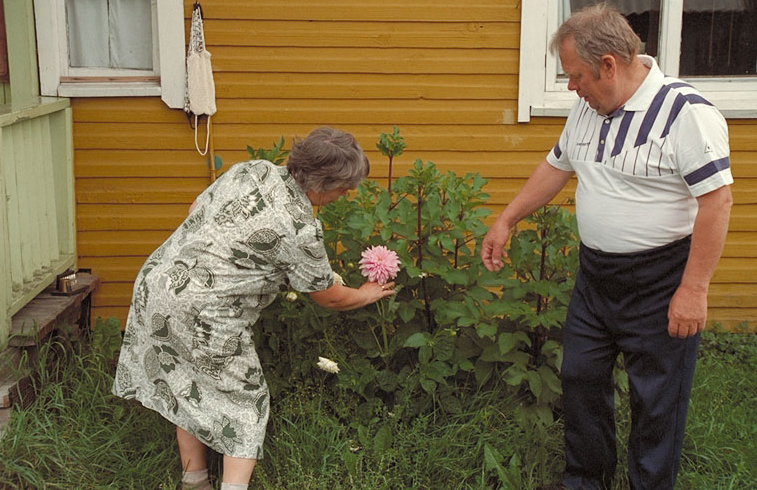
[222, 455, 256, 485]
[176, 426, 208, 471]
[176, 426, 212, 489]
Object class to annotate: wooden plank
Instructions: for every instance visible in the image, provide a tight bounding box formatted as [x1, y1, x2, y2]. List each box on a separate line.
[77, 256, 146, 282]
[72, 98, 519, 125]
[191, 1, 521, 22]
[728, 125, 757, 151]
[73, 149, 547, 178]
[72, 123, 562, 152]
[75, 149, 213, 178]
[722, 232, 757, 257]
[708, 283, 757, 308]
[10, 123, 38, 285]
[0, 126, 9, 346]
[209, 46, 517, 75]
[214, 73, 518, 100]
[728, 210, 757, 231]
[9, 273, 100, 347]
[90, 282, 134, 307]
[202, 20, 518, 48]
[77, 203, 189, 231]
[704, 309, 757, 329]
[4, 0, 39, 102]
[74, 177, 544, 205]
[76, 178, 207, 204]
[730, 181, 757, 204]
[69, 73, 518, 106]
[712, 258, 757, 283]
[77, 230, 172, 257]
[0, 127, 24, 295]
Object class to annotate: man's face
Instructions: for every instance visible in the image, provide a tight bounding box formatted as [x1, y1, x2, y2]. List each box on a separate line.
[559, 38, 616, 115]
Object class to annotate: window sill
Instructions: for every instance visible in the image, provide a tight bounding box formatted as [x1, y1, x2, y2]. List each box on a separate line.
[57, 81, 162, 98]
[524, 91, 757, 121]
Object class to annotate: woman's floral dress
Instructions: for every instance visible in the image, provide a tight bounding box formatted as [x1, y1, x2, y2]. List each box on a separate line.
[112, 160, 334, 458]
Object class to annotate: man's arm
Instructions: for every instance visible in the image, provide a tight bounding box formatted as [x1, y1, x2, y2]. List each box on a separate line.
[668, 185, 733, 338]
[480, 159, 574, 271]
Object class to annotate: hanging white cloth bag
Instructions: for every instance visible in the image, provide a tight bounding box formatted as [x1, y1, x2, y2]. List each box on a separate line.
[185, 4, 216, 155]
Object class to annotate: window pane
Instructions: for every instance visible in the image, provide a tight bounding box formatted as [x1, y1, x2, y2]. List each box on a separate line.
[680, 0, 757, 77]
[558, 1, 662, 75]
[66, 0, 152, 70]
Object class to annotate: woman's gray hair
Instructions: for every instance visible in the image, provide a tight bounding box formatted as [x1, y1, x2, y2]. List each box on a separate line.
[549, 2, 640, 77]
[287, 126, 370, 193]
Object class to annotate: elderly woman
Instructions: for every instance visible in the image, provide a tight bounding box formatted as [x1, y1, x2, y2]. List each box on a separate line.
[112, 127, 395, 490]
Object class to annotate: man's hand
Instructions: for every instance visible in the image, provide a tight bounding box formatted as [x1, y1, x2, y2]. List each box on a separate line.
[667, 284, 708, 338]
[481, 220, 511, 272]
[667, 185, 732, 339]
[479, 160, 573, 272]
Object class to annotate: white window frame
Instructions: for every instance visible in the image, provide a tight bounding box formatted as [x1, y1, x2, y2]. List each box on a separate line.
[33, 0, 186, 109]
[518, 0, 757, 122]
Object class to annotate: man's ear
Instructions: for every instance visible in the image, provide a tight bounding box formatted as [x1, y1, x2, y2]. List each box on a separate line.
[599, 54, 616, 78]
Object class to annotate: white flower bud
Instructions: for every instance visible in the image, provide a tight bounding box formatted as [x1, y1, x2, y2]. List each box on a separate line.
[316, 356, 340, 374]
[333, 272, 345, 286]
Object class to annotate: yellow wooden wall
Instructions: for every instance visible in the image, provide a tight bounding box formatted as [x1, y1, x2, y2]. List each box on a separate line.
[73, 0, 756, 329]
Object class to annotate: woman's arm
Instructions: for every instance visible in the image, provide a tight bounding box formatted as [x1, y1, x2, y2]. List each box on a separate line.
[309, 281, 396, 311]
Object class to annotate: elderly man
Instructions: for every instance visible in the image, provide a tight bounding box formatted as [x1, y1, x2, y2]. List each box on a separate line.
[481, 4, 733, 489]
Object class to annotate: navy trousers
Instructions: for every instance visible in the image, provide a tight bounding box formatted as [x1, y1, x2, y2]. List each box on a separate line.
[560, 236, 699, 490]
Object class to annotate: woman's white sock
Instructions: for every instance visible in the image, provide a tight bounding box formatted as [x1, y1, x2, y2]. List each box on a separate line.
[220, 483, 248, 490]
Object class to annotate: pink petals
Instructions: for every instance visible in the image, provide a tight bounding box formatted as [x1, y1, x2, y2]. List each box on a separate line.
[359, 245, 400, 285]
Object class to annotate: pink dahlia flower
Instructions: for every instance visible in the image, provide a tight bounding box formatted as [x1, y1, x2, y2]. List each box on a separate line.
[359, 245, 400, 285]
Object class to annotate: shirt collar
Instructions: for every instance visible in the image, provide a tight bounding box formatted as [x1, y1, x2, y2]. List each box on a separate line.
[616, 54, 664, 114]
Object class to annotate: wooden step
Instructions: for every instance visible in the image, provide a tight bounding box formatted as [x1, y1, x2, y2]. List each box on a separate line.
[9, 273, 100, 347]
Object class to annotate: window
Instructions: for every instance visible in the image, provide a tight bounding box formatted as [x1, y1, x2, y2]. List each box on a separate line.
[34, 0, 185, 108]
[518, 0, 757, 122]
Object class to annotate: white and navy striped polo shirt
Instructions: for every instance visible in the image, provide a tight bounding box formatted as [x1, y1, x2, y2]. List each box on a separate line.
[547, 55, 733, 253]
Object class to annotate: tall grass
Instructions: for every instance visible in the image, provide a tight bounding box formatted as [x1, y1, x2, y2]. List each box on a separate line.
[0, 339, 179, 489]
[0, 328, 754, 489]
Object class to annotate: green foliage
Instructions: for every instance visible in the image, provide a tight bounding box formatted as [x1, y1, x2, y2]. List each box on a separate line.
[375, 125, 406, 158]
[487, 205, 579, 420]
[1, 334, 754, 489]
[0, 338, 179, 489]
[253, 127, 580, 425]
[91, 316, 122, 361]
[247, 136, 290, 165]
[376, 125, 406, 194]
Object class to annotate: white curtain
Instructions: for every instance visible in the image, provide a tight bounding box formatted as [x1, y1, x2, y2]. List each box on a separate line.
[569, 0, 748, 14]
[66, 0, 152, 70]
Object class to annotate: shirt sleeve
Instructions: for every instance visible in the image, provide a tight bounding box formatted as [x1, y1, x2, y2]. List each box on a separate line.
[672, 103, 734, 197]
[280, 218, 334, 293]
[546, 99, 581, 172]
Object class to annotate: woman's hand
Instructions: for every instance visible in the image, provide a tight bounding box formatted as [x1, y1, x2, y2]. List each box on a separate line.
[359, 281, 397, 304]
[309, 281, 396, 311]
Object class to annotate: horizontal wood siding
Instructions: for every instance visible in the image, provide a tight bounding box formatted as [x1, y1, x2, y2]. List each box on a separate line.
[72, 0, 757, 329]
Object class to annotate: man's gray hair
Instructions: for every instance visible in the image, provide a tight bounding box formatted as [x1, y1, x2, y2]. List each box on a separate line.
[549, 2, 641, 77]
[287, 126, 370, 193]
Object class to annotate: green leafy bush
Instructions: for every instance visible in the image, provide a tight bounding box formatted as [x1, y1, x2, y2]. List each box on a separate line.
[253, 128, 580, 425]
